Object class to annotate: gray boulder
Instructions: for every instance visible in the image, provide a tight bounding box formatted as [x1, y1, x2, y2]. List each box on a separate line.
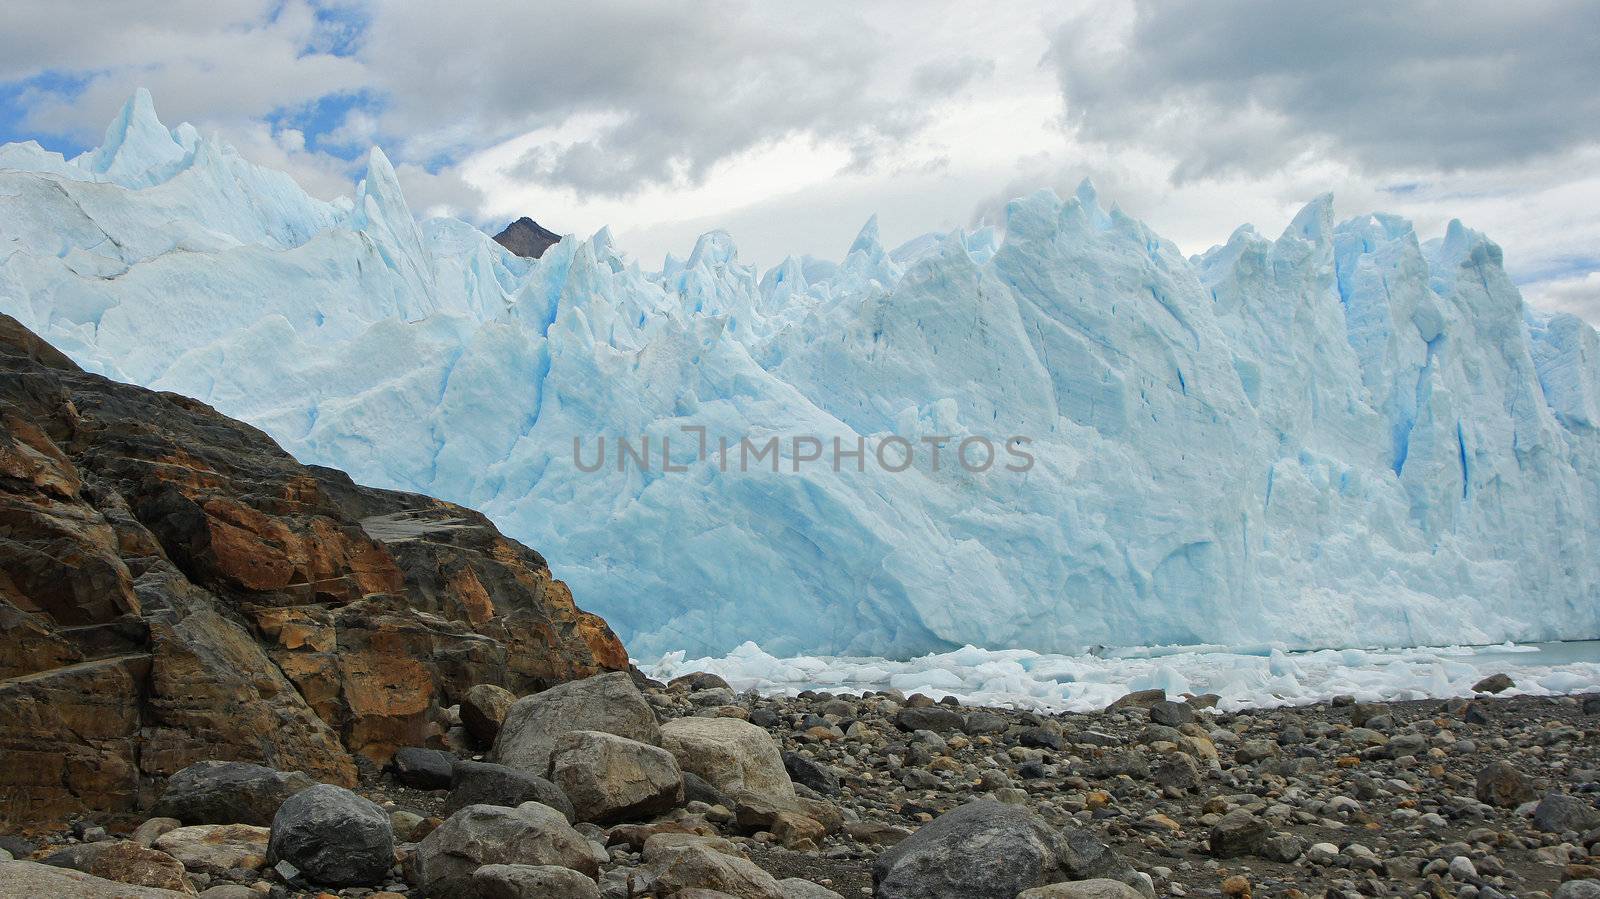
[783, 753, 842, 796]
[634, 841, 786, 898]
[1208, 808, 1271, 858]
[447, 759, 575, 821]
[491, 672, 660, 776]
[871, 800, 1149, 899]
[547, 730, 685, 824]
[1533, 792, 1600, 833]
[408, 802, 598, 898]
[1148, 700, 1194, 726]
[469, 863, 602, 898]
[894, 706, 967, 733]
[391, 746, 456, 790]
[1554, 881, 1600, 899]
[780, 877, 847, 898]
[151, 761, 314, 826]
[962, 710, 1010, 735]
[1471, 672, 1514, 694]
[1475, 760, 1537, 808]
[266, 784, 394, 887]
[660, 717, 798, 813]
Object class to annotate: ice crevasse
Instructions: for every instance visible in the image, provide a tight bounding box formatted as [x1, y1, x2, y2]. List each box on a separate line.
[2, 90, 1598, 659]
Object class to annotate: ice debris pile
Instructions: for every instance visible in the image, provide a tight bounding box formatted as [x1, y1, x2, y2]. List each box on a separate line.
[3, 90, 1598, 658]
[647, 641, 1600, 713]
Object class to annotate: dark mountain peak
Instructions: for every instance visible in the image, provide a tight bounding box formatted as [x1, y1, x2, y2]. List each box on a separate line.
[494, 216, 562, 259]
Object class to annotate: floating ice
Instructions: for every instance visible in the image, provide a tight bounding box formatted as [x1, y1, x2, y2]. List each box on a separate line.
[644, 641, 1600, 712]
[2, 92, 1599, 658]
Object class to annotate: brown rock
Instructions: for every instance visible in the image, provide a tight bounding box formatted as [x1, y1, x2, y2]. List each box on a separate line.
[461, 683, 517, 745]
[0, 860, 191, 898]
[0, 315, 627, 832]
[152, 824, 269, 875]
[71, 840, 195, 895]
[636, 842, 786, 899]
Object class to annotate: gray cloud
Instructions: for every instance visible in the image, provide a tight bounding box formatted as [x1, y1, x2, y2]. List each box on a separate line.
[911, 56, 995, 96]
[4, 1, 367, 144]
[363, 1, 979, 195]
[1049, 1, 1600, 180]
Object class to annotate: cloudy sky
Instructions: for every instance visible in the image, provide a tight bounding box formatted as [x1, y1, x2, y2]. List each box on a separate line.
[3, 0, 1597, 321]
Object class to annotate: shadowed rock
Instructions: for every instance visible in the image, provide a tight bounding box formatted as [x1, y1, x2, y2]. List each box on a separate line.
[0, 314, 625, 833]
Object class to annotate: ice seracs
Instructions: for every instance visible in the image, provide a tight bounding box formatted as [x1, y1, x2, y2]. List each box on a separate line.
[2, 91, 1598, 658]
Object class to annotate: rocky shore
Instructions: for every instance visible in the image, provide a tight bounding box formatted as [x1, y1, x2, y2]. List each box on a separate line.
[3, 668, 1597, 898]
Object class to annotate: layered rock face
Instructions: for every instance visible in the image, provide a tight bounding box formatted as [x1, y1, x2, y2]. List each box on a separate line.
[0, 315, 626, 833]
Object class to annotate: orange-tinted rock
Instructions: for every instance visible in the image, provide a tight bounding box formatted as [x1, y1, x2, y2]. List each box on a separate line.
[0, 315, 626, 833]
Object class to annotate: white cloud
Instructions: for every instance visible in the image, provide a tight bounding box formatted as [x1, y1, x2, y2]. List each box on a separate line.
[1523, 273, 1600, 326]
[1, 0, 1595, 323]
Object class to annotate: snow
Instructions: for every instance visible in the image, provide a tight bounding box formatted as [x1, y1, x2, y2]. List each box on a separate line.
[645, 641, 1600, 712]
[2, 92, 1599, 659]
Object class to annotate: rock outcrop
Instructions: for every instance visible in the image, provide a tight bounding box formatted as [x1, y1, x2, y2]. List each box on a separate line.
[0, 315, 626, 833]
[492, 216, 562, 259]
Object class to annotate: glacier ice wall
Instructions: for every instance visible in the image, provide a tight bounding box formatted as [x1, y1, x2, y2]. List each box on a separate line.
[3, 91, 1598, 658]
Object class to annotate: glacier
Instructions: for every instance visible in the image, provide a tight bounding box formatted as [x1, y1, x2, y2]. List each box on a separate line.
[2, 90, 1598, 659]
